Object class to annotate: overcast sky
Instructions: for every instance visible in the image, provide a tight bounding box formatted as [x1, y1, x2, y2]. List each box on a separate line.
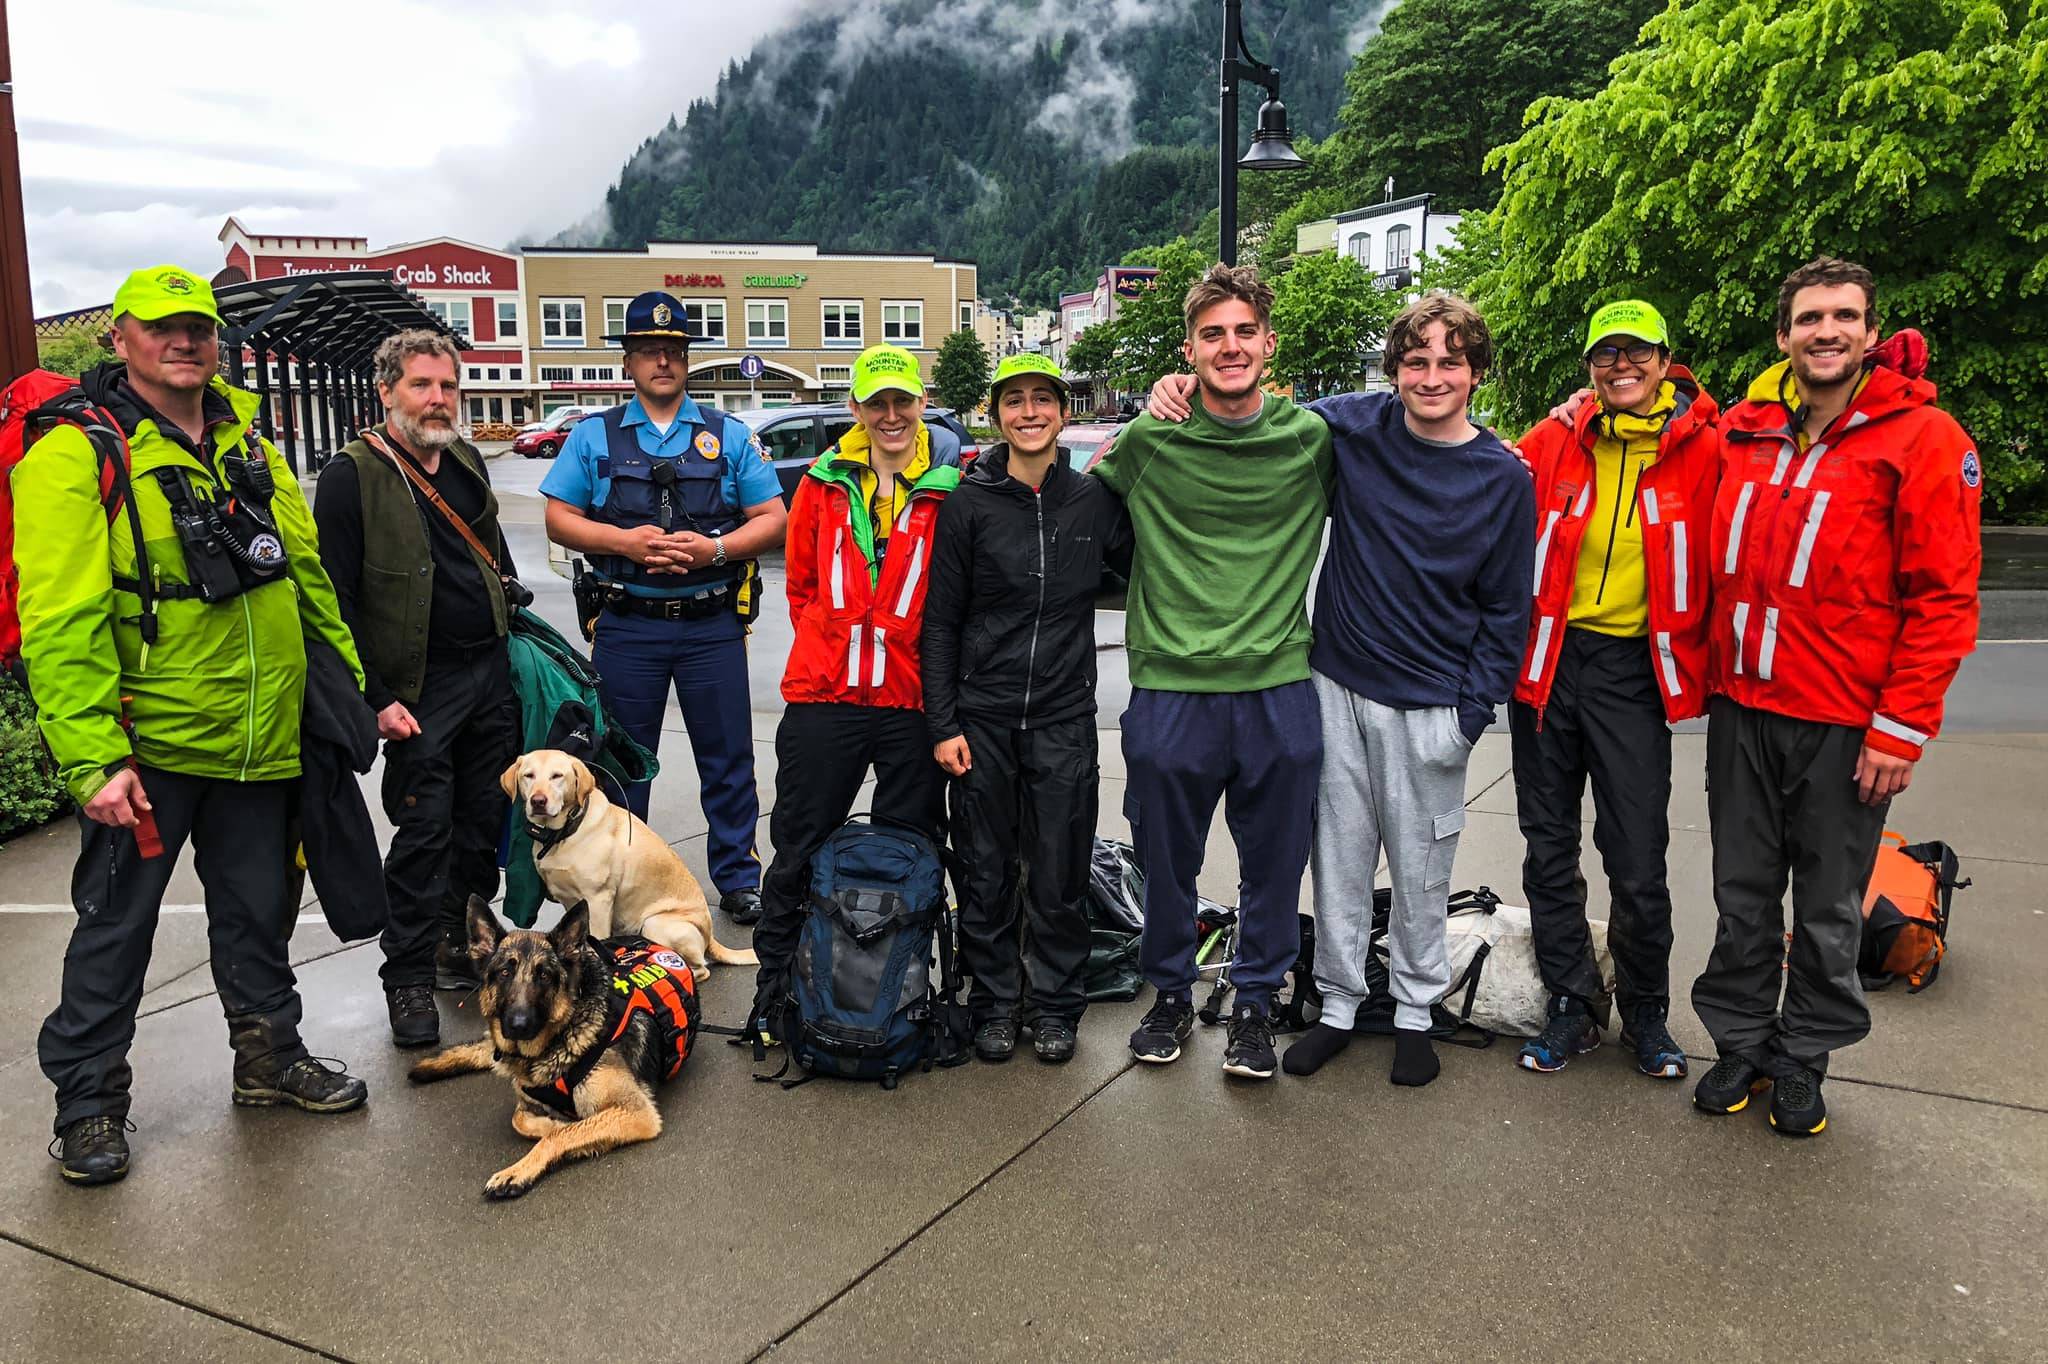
[12, 0, 814, 314]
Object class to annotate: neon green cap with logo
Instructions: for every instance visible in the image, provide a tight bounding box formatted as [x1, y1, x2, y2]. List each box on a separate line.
[851, 344, 924, 402]
[113, 265, 223, 326]
[1584, 299, 1668, 356]
[989, 352, 1071, 402]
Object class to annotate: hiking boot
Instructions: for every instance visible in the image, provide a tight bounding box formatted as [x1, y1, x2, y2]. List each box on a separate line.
[50, 1116, 131, 1187]
[1693, 1054, 1770, 1115]
[1033, 1017, 1077, 1064]
[1222, 1000, 1278, 1080]
[434, 937, 480, 992]
[1518, 995, 1600, 1073]
[1129, 993, 1195, 1064]
[386, 985, 440, 1049]
[721, 889, 764, 927]
[1619, 1003, 1688, 1080]
[1768, 1066, 1828, 1137]
[974, 1017, 1019, 1062]
[232, 1057, 369, 1113]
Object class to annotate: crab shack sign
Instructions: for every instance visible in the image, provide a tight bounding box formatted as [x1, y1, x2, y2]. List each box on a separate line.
[220, 222, 520, 294]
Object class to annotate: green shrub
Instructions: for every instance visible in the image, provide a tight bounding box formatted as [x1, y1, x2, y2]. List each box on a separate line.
[0, 671, 67, 840]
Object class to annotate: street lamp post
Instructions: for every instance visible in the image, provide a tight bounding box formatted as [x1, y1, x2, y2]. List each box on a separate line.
[1218, 0, 1307, 267]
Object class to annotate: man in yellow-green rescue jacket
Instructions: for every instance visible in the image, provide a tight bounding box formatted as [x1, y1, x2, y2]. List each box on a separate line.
[12, 265, 372, 1188]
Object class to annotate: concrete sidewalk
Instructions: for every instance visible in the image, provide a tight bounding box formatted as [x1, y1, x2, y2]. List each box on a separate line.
[1, 706, 2044, 1361]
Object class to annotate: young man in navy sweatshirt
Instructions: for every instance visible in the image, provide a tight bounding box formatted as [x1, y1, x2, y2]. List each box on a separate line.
[1150, 293, 1534, 1085]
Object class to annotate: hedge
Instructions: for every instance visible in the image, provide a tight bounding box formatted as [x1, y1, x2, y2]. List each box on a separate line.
[0, 670, 68, 840]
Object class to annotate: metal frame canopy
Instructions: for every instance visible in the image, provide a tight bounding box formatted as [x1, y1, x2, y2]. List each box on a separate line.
[212, 270, 457, 473]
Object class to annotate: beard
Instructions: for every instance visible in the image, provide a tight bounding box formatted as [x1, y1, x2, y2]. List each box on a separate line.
[391, 408, 459, 450]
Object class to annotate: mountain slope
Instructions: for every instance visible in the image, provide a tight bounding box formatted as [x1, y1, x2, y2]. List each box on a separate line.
[584, 0, 1390, 305]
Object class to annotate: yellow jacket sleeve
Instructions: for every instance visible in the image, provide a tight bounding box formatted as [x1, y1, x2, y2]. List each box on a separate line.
[11, 427, 128, 802]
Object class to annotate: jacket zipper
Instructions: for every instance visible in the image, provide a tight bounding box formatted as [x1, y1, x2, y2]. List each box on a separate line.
[1595, 436, 1629, 604]
[1021, 489, 1046, 730]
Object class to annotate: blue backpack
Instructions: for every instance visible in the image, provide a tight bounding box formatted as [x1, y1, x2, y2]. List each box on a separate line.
[776, 815, 968, 1089]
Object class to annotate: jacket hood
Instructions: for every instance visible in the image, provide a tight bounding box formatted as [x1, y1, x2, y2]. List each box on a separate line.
[79, 360, 259, 445]
[1734, 351, 1938, 435]
[1570, 363, 1718, 447]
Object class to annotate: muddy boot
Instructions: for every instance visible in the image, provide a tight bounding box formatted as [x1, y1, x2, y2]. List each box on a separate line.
[227, 1013, 367, 1113]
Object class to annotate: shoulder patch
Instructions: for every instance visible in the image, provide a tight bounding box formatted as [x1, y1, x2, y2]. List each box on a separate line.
[650, 949, 689, 973]
[1961, 449, 1981, 489]
[748, 432, 770, 465]
[695, 428, 722, 460]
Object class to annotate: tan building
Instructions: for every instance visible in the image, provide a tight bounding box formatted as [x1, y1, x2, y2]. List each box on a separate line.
[518, 242, 977, 416]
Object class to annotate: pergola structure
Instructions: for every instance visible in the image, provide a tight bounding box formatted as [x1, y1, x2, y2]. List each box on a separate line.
[213, 271, 458, 473]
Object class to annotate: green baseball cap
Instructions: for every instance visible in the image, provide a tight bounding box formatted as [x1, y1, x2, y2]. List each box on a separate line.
[851, 344, 925, 402]
[989, 352, 1071, 402]
[113, 265, 222, 326]
[1584, 299, 1668, 355]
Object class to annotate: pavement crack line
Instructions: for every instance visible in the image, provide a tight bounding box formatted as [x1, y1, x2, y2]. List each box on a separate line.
[1822, 1073, 2048, 1116]
[746, 1056, 1140, 1361]
[0, 1228, 349, 1361]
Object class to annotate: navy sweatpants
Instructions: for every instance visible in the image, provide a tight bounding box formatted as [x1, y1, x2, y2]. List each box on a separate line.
[592, 609, 761, 895]
[1122, 682, 1321, 1002]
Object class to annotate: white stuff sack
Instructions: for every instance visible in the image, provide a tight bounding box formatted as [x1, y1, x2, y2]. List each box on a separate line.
[1441, 902, 1615, 1037]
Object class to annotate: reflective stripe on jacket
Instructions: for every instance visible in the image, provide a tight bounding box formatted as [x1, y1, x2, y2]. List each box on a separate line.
[1515, 366, 1721, 722]
[780, 446, 960, 709]
[1710, 360, 1980, 760]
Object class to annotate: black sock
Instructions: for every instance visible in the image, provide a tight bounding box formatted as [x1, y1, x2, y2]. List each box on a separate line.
[1281, 1022, 1352, 1076]
[1391, 1028, 1440, 1087]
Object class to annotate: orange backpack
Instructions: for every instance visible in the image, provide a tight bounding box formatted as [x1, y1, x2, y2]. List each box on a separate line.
[1860, 834, 1966, 993]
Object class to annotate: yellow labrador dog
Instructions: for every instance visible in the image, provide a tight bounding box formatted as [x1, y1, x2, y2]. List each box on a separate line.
[502, 749, 757, 981]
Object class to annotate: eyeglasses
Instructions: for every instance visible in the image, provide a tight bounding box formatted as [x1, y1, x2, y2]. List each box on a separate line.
[1588, 341, 1659, 369]
[626, 344, 687, 365]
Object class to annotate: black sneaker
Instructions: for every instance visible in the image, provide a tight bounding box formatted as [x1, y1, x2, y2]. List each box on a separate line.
[973, 1017, 1019, 1062]
[386, 985, 440, 1049]
[1693, 1054, 1770, 1115]
[233, 1057, 369, 1113]
[1768, 1066, 1828, 1137]
[721, 889, 764, 927]
[1619, 1003, 1688, 1080]
[1129, 994, 1195, 1064]
[1222, 1001, 1278, 1080]
[1033, 1018, 1077, 1064]
[1518, 995, 1600, 1073]
[434, 937, 480, 992]
[49, 1116, 132, 1186]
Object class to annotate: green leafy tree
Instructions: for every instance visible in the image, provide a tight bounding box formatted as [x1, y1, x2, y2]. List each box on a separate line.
[1066, 323, 1120, 388]
[37, 324, 114, 378]
[1270, 250, 1400, 399]
[1327, 0, 1662, 213]
[931, 329, 992, 416]
[1472, 0, 2048, 518]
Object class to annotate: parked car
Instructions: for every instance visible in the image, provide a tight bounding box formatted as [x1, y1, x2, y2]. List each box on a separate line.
[512, 406, 602, 459]
[729, 404, 980, 504]
[1060, 422, 1124, 472]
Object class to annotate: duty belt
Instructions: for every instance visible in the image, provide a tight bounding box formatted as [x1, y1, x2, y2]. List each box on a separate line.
[606, 585, 735, 621]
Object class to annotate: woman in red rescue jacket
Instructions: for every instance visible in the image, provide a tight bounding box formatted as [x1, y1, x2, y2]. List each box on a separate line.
[1508, 300, 1720, 1083]
[748, 344, 961, 1029]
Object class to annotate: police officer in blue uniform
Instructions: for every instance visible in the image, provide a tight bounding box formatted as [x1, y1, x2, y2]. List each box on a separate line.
[540, 291, 788, 923]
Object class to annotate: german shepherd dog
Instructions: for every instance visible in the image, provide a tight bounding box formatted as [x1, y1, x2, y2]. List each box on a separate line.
[409, 897, 695, 1199]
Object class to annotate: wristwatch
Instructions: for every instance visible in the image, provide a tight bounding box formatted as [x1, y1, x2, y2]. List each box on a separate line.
[711, 533, 727, 568]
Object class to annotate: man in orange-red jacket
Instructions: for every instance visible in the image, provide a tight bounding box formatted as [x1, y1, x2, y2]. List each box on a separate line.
[1509, 300, 1720, 1084]
[1691, 258, 1981, 1138]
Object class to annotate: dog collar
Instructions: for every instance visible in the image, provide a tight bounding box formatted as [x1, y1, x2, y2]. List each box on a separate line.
[525, 800, 587, 855]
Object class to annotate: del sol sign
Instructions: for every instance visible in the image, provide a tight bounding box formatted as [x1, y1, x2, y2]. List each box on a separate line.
[743, 273, 809, 289]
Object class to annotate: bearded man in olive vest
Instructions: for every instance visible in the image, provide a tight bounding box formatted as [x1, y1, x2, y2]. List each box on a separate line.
[314, 330, 519, 1049]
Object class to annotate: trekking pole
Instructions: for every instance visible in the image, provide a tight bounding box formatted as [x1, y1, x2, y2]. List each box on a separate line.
[117, 696, 163, 859]
[1197, 919, 1236, 1025]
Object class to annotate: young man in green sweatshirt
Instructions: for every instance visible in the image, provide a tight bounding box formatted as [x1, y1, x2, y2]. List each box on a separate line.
[1091, 263, 1333, 1080]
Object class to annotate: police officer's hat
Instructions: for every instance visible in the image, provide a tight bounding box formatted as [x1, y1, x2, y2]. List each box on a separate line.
[608, 290, 697, 344]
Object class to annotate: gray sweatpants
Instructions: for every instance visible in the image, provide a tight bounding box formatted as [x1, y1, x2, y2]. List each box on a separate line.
[1311, 670, 1474, 1032]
